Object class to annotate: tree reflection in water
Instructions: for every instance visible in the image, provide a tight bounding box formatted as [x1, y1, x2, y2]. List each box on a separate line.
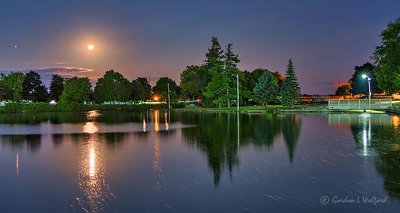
[369, 115, 400, 200]
[181, 112, 302, 186]
[332, 113, 400, 199]
[1, 134, 42, 153]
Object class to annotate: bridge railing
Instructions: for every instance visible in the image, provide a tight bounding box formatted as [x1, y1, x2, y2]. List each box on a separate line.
[328, 99, 392, 110]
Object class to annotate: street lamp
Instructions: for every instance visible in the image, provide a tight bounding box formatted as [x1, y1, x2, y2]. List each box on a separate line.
[229, 73, 239, 112]
[362, 74, 371, 100]
[167, 83, 171, 110]
[236, 73, 239, 112]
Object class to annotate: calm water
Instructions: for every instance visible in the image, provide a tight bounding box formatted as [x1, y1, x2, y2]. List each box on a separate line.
[0, 110, 400, 213]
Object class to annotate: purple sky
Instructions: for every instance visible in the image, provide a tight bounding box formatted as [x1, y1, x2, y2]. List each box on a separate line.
[1, 0, 399, 94]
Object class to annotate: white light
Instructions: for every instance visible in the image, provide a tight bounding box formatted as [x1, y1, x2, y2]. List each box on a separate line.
[89, 148, 95, 177]
[88, 44, 94, 51]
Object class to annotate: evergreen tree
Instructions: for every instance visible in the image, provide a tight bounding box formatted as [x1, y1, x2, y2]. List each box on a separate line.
[253, 72, 279, 105]
[204, 37, 226, 106]
[49, 74, 64, 101]
[223, 43, 240, 107]
[204, 39, 240, 107]
[22, 71, 49, 102]
[205, 37, 224, 69]
[280, 59, 300, 107]
[224, 43, 240, 69]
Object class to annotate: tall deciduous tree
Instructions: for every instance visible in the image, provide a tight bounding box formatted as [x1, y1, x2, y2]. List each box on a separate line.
[131, 77, 152, 102]
[0, 74, 12, 101]
[22, 71, 49, 102]
[280, 59, 300, 107]
[253, 72, 279, 105]
[180, 65, 210, 100]
[60, 77, 92, 103]
[49, 75, 64, 101]
[94, 70, 132, 103]
[2, 72, 25, 101]
[0, 84, 13, 101]
[152, 77, 179, 101]
[350, 63, 381, 95]
[373, 18, 400, 94]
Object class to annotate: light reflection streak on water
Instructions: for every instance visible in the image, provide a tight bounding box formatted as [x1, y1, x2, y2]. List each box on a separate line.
[87, 110, 101, 120]
[392, 115, 400, 127]
[153, 136, 161, 173]
[154, 110, 160, 132]
[237, 112, 240, 150]
[143, 119, 147, 132]
[89, 147, 95, 177]
[152, 110, 161, 173]
[83, 122, 99, 134]
[76, 121, 114, 212]
[360, 113, 371, 156]
[164, 112, 169, 131]
[152, 110, 166, 193]
[16, 152, 19, 176]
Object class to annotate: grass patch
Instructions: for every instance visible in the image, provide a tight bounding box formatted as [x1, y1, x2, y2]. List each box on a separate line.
[179, 105, 296, 112]
[0, 102, 185, 114]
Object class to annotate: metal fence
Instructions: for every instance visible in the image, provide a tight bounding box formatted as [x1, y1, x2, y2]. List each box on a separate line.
[328, 99, 392, 110]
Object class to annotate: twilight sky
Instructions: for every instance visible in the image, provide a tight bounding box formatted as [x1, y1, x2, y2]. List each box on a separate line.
[1, 0, 399, 94]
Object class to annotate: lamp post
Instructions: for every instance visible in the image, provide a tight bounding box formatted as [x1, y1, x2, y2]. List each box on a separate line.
[167, 83, 171, 110]
[229, 73, 239, 112]
[236, 73, 239, 112]
[362, 74, 371, 100]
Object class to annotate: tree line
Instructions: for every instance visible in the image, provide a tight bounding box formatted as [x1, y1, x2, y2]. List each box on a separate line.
[180, 37, 301, 107]
[0, 37, 302, 107]
[0, 70, 179, 105]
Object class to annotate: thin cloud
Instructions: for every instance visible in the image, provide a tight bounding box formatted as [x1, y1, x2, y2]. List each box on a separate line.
[0, 67, 97, 86]
[40, 67, 95, 77]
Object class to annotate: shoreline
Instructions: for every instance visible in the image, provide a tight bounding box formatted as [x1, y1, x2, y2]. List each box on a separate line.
[0, 102, 397, 115]
[174, 106, 388, 114]
[385, 108, 400, 115]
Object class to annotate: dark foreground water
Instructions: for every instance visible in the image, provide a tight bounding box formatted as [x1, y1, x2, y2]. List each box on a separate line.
[0, 110, 400, 213]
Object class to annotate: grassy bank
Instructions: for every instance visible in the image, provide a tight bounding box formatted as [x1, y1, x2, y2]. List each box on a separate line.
[178, 103, 390, 114]
[0, 102, 392, 114]
[0, 102, 185, 113]
[178, 105, 297, 113]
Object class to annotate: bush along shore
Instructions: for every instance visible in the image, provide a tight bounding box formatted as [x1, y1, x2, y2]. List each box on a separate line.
[0, 102, 185, 114]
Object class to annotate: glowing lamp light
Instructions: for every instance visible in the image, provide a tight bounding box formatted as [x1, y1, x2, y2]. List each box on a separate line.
[153, 96, 159, 101]
[362, 74, 367, 79]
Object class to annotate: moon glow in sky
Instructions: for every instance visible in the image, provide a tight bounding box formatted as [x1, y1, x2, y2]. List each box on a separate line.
[88, 44, 94, 51]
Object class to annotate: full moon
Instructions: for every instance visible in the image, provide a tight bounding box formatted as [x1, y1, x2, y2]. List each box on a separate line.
[88, 44, 94, 51]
